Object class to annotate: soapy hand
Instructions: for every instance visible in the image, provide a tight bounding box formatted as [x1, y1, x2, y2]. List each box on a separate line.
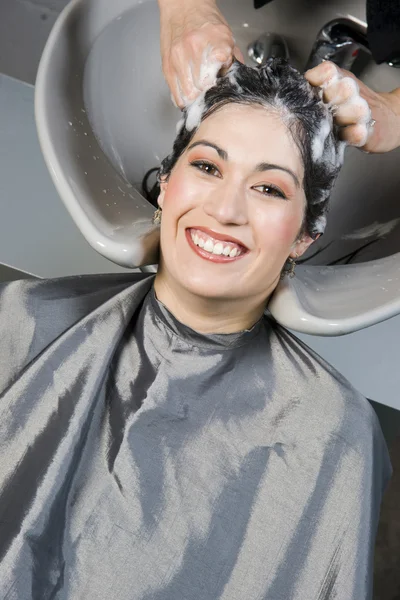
[158, 0, 243, 108]
[305, 61, 400, 153]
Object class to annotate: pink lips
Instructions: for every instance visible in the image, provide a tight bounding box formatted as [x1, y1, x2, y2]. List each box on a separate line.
[185, 228, 249, 263]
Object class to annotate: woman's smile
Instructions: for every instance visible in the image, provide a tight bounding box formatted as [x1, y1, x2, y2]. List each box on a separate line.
[185, 227, 249, 263]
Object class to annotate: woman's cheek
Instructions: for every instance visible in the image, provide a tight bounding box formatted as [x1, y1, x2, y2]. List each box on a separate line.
[163, 175, 186, 213]
[255, 203, 302, 246]
[164, 168, 203, 214]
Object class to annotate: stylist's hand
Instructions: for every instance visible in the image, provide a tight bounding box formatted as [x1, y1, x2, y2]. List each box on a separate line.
[158, 0, 243, 108]
[305, 61, 400, 153]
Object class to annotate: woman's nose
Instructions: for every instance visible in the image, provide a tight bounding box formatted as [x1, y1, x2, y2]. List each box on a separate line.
[203, 181, 248, 226]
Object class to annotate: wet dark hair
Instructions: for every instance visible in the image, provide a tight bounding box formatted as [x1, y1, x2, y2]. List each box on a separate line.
[158, 58, 344, 239]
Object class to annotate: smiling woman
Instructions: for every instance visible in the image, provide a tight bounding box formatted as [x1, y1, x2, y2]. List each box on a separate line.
[154, 59, 343, 333]
[0, 60, 392, 599]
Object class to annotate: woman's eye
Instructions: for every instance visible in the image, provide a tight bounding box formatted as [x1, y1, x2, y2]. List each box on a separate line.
[253, 184, 287, 199]
[190, 161, 221, 177]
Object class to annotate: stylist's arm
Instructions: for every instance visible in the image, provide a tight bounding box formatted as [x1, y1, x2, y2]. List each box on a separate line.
[158, 0, 243, 108]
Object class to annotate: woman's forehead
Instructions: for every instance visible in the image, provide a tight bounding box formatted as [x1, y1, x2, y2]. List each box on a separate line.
[191, 103, 304, 175]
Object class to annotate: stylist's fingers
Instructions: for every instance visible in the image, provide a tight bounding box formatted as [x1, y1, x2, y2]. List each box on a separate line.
[191, 38, 234, 91]
[321, 76, 360, 105]
[331, 97, 371, 127]
[218, 47, 241, 77]
[166, 33, 234, 106]
[160, 1, 237, 107]
[233, 45, 244, 63]
[305, 61, 373, 149]
[304, 60, 340, 88]
[305, 61, 362, 107]
[338, 123, 370, 147]
[170, 46, 201, 104]
[306, 61, 400, 153]
[166, 62, 194, 107]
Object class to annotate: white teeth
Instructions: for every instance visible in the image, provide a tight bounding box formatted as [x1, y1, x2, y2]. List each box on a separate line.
[213, 242, 224, 255]
[189, 229, 243, 257]
[204, 239, 214, 253]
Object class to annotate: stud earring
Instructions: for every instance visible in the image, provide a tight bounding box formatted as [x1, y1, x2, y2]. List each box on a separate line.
[152, 207, 162, 225]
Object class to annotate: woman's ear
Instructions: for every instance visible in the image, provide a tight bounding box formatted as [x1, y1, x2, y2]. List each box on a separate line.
[290, 233, 317, 259]
[157, 177, 168, 209]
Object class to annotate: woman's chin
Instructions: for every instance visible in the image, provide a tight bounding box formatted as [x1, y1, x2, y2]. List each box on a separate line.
[176, 271, 241, 301]
[169, 258, 281, 305]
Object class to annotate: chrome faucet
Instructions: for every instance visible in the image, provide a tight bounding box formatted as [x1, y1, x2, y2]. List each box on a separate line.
[247, 33, 289, 66]
[248, 16, 399, 74]
[304, 17, 371, 72]
[247, 19, 369, 73]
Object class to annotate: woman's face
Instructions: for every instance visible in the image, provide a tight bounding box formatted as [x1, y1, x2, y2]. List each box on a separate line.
[157, 103, 314, 304]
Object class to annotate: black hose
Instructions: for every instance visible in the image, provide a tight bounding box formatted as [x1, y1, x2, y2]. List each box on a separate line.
[141, 167, 160, 208]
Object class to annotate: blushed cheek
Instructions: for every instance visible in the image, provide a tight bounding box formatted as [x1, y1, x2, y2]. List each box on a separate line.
[164, 168, 201, 215]
[281, 216, 303, 245]
[163, 176, 185, 212]
[256, 207, 303, 250]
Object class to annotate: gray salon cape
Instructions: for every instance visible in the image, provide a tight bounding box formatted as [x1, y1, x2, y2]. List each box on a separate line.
[0, 272, 392, 599]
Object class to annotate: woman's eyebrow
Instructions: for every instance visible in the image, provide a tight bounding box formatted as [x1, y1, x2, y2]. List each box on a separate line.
[187, 140, 228, 160]
[187, 141, 300, 188]
[255, 162, 300, 188]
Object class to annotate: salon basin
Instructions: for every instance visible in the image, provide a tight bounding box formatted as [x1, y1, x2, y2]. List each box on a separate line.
[35, 0, 400, 335]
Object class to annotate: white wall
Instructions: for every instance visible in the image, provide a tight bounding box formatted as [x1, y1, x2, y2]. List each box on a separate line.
[296, 322, 400, 411]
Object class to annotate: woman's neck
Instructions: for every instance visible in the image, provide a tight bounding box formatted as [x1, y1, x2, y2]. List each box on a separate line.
[153, 274, 269, 334]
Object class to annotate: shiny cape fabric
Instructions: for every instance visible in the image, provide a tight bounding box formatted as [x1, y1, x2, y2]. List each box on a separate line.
[0, 272, 392, 600]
